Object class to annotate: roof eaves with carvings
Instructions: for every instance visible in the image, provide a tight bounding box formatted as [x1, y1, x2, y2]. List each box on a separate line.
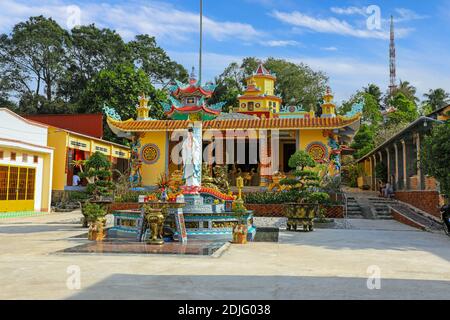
[106, 113, 362, 133]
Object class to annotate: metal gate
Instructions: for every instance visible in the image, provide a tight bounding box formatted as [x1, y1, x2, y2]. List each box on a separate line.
[0, 166, 36, 212]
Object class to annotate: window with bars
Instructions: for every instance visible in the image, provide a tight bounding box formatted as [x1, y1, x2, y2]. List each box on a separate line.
[27, 168, 35, 200]
[0, 166, 8, 200]
[10, 152, 16, 161]
[7, 167, 18, 200]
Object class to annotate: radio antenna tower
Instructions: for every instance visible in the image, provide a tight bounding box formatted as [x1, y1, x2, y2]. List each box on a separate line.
[389, 15, 397, 96]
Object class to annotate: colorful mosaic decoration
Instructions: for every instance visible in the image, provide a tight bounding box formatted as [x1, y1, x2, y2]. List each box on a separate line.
[306, 142, 328, 163]
[141, 143, 160, 165]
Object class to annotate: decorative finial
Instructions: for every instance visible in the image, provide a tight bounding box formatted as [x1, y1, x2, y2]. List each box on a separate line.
[324, 86, 334, 104]
[138, 93, 149, 109]
[189, 67, 197, 85]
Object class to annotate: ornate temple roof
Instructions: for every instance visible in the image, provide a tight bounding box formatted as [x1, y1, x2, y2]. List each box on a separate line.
[247, 63, 276, 80]
[107, 113, 361, 133]
[161, 67, 224, 121]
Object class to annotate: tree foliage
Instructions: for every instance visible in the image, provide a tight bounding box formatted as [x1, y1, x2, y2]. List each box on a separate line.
[0, 17, 187, 119]
[210, 57, 328, 112]
[390, 80, 419, 103]
[422, 88, 450, 115]
[80, 63, 167, 141]
[387, 93, 419, 126]
[351, 124, 375, 160]
[79, 152, 114, 198]
[422, 121, 450, 199]
[0, 16, 70, 112]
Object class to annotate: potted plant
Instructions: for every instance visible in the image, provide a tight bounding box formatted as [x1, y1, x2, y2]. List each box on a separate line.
[83, 202, 107, 241]
[280, 151, 329, 232]
[232, 201, 248, 244]
[79, 152, 115, 201]
[79, 152, 115, 227]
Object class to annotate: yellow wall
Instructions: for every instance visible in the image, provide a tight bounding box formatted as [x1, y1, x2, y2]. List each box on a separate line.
[238, 75, 280, 115]
[298, 130, 329, 152]
[47, 127, 130, 191]
[40, 152, 52, 211]
[48, 128, 68, 191]
[0, 146, 53, 212]
[438, 106, 450, 121]
[140, 131, 168, 187]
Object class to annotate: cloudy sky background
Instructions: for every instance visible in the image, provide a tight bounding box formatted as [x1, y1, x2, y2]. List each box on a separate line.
[1, 0, 450, 103]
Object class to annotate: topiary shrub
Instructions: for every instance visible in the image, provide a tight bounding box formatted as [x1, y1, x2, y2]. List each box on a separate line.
[79, 152, 114, 200]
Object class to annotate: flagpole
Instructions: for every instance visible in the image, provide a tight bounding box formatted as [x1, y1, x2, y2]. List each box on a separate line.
[199, 0, 203, 84]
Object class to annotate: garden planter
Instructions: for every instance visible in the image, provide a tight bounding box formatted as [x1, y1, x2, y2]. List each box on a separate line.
[232, 224, 248, 244]
[284, 203, 318, 232]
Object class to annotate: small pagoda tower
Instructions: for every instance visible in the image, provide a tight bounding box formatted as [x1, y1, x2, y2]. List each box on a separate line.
[238, 63, 282, 119]
[136, 93, 151, 120]
[161, 67, 225, 121]
[321, 87, 337, 118]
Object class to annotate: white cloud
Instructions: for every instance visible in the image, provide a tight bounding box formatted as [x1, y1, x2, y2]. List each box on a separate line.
[395, 8, 429, 22]
[272, 10, 413, 40]
[263, 40, 301, 47]
[0, 0, 262, 42]
[332, 6, 429, 23]
[322, 46, 338, 51]
[331, 6, 367, 16]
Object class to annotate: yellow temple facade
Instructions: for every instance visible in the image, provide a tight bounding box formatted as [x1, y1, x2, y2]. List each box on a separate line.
[106, 64, 362, 188]
[237, 64, 282, 118]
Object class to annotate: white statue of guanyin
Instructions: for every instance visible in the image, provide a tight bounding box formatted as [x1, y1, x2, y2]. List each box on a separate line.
[181, 123, 202, 189]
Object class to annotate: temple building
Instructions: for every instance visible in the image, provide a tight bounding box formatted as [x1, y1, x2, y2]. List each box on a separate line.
[22, 114, 130, 195]
[106, 64, 362, 188]
[356, 105, 450, 219]
[237, 64, 282, 118]
[0, 109, 53, 213]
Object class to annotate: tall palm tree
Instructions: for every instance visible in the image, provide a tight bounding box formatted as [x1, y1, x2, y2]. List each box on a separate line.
[423, 88, 450, 113]
[394, 80, 419, 102]
[363, 83, 382, 106]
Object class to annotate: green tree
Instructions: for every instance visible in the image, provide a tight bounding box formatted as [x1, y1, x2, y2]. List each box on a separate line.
[363, 83, 382, 106]
[0, 16, 70, 112]
[281, 151, 319, 199]
[387, 92, 419, 126]
[213, 57, 328, 112]
[422, 121, 450, 199]
[351, 124, 375, 159]
[209, 62, 246, 112]
[339, 92, 382, 125]
[128, 34, 188, 85]
[0, 76, 16, 110]
[59, 24, 130, 105]
[80, 63, 167, 141]
[391, 80, 419, 103]
[79, 152, 114, 199]
[422, 88, 450, 114]
[264, 57, 328, 111]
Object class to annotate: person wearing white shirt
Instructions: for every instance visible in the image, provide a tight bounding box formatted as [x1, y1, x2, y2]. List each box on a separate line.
[72, 174, 81, 186]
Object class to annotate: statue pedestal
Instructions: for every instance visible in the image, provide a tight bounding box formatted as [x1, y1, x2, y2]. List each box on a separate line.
[166, 191, 256, 241]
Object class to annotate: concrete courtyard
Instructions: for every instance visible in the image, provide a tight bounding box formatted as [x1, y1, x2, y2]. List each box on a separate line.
[0, 211, 449, 300]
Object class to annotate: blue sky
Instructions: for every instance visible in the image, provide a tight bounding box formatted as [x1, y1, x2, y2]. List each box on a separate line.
[1, 0, 450, 103]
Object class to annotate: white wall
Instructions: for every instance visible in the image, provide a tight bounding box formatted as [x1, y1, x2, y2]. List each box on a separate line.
[0, 109, 48, 146]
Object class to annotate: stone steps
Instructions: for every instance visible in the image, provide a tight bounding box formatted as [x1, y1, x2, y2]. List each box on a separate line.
[345, 197, 364, 218]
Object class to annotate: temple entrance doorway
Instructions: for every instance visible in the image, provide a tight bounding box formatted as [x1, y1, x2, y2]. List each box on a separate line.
[282, 143, 296, 174]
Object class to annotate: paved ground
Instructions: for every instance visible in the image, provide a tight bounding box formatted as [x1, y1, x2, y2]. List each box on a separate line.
[0, 211, 449, 300]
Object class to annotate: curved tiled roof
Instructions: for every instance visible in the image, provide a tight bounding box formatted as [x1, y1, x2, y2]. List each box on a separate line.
[107, 114, 361, 132]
